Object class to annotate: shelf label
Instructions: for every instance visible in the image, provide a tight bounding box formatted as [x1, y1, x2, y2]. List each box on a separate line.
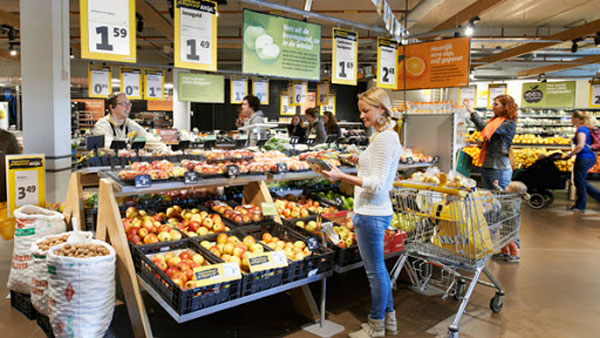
[6, 155, 46, 217]
[184, 171, 199, 184]
[247, 251, 288, 273]
[79, 0, 136, 62]
[306, 237, 320, 251]
[261, 202, 278, 216]
[134, 175, 151, 188]
[226, 164, 240, 177]
[88, 64, 112, 98]
[317, 82, 329, 106]
[253, 78, 269, 105]
[377, 37, 398, 89]
[193, 262, 241, 287]
[332, 28, 358, 86]
[144, 69, 164, 100]
[276, 162, 288, 173]
[120, 67, 142, 99]
[231, 77, 247, 104]
[174, 0, 218, 71]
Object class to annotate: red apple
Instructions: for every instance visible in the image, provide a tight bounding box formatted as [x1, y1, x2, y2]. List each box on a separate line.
[128, 234, 142, 245]
[127, 227, 140, 238]
[209, 246, 222, 257]
[143, 233, 159, 244]
[202, 217, 213, 228]
[212, 222, 225, 233]
[167, 256, 181, 268]
[125, 206, 138, 219]
[165, 267, 178, 278]
[232, 246, 246, 258]
[188, 221, 202, 233]
[169, 229, 183, 241]
[184, 280, 195, 290]
[243, 235, 256, 249]
[223, 243, 235, 255]
[177, 261, 191, 271]
[216, 233, 228, 244]
[171, 278, 184, 288]
[179, 251, 192, 261]
[152, 213, 163, 222]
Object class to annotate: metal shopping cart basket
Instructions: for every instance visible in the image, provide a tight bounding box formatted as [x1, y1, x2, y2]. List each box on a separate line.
[388, 181, 521, 337]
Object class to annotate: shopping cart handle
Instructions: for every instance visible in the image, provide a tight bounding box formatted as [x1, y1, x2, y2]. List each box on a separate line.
[393, 181, 470, 197]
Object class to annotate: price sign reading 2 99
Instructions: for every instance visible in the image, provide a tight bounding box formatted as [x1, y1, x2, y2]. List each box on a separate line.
[79, 0, 136, 63]
[175, 0, 218, 72]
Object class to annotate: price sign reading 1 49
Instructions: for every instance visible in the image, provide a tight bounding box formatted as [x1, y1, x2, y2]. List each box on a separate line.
[175, 0, 218, 71]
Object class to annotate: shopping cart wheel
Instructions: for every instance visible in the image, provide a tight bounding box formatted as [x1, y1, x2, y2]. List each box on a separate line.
[454, 278, 466, 301]
[527, 193, 545, 209]
[490, 292, 504, 313]
[543, 191, 554, 207]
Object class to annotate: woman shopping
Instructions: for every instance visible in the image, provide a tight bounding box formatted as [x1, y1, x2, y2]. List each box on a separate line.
[563, 111, 600, 211]
[322, 111, 342, 138]
[463, 95, 517, 190]
[304, 107, 327, 144]
[319, 88, 401, 338]
[287, 113, 306, 139]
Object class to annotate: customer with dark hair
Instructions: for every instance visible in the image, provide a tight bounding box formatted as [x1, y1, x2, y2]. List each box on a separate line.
[287, 114, 306, 139]
[322, 111, 342, 138]
[304, 107, 327, 144]
[240, 95, 266, 146]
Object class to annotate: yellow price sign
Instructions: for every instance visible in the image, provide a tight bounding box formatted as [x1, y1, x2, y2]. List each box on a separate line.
[247, 251, 288, 273]
[193, 262, 241, 288]
[174, 0, 218, 71]
[6, 155, 46, 217]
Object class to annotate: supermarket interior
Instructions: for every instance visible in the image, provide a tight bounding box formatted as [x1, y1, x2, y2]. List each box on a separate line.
[1, 0, 600, 337]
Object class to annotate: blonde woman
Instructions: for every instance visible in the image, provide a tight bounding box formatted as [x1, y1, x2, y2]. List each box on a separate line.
[563, 111, 600, 211]
[320, 87, 401, 338]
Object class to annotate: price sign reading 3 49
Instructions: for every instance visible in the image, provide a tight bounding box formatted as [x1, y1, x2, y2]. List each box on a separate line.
[332, 28, 358, 85]
[377, 37, 398, 89]
[175, 0, 218, 71]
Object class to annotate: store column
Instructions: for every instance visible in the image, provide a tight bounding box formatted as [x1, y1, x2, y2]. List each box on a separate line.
[173, 69, 191, 130]
[20, 0, 71, 203]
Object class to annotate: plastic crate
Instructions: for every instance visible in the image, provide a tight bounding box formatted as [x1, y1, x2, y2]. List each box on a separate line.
[131, 239, 241, 315]
[37, 314, 55, 338]
[240, 222, 335, 283]
[10, 290, 37, 320]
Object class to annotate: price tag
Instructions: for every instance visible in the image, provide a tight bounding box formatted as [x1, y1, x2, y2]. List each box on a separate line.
[174, 0, 218, 71]
[292, 82, 307, 105]
[231, 77, 247, 104]
[247, 251, 289, 273]
[317, 82, 329, 106]
[144, 69, 164, 100]
[289, 136, 300, 144]
[253, 78, 269, 104]
[184, 171, 199, 184]
[261, 202, 278, 216]
[6, 155, 46, 217]
[590, 81, 600, 108]
[377, 37, 398, 89]
[226, 164, 240, 177]
[332, 28, 358, 85]
[406, 157, 414, 165]
[80, 0, 136, 62]
[134, 175, 151, 188]
[276, 162, 288, 173]
[432, 156, 440, 164]
[306, 237, 320, 251]
[120, 67, 142, 99]
[193, 262, 242, 287]
[88, 65, 112, 98]
[319, 94, 336, 115]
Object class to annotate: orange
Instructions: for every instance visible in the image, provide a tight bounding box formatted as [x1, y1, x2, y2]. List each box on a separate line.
[406, 56, 426, 78]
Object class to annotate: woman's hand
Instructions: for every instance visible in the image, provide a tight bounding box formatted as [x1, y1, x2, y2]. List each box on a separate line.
[462, 98, 475, 113]
[347, 154, 359, 164]
[320, 164, 343, 183]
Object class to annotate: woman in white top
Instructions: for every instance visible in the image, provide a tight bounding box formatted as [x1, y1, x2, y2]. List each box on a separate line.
[321, 87, 401, 338]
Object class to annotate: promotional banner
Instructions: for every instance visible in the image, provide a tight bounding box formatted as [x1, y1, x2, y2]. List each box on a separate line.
[292, 81, 308, 105]
[488, 84, 507, 108]
[280, 92, 292, 115]
[147, 97, 173, 111]
[242, 9, 321, 81]
[178, 72, 224, 103]
[396, 37, 470, 90]
[459, 86, 477, 107]
[231, 77, 248, 104]
[174, 0, 218, 72]
[521, 81, 576, 108]
[252, 78, 269, 105]
[6, 154, 46, 217]
[79, 0, 136, 62]
[320, 94, 336, 115]
[376, 37, 398, 89]
[144, 69, 165, 100]
[88, 65, 112, 98]
[317, 82, 329, 105]
[332, 28, 358, 86]
[589, 81, 600, 108]
[120, 67, 142, 99]
[0, 102, 8, 129]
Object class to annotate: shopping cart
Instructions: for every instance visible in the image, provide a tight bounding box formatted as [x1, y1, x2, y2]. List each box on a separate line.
[388, 182, 521, 337]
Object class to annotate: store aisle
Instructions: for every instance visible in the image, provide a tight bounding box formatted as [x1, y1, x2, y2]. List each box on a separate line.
[1, 193, 599, 338]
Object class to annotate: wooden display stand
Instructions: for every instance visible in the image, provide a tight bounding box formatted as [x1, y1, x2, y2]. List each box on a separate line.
[62, 172, 85, 231]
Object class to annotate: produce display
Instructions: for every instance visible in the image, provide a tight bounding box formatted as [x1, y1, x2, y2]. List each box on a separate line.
[161, 206, 231, 238]
[122, 207, 182, 245]
[36, 234, 70, 251]
[298, 150, 342, 168]
[295, 216, 356, 248]
[118, 160, 187, 180]
[463, 146, 582, 172]
[400, 148, 435, 163]
[149, 249, 211, 289]
[274, 195, 339, 219]
[258, 232, 313, 261]
[53, 243, 111, 258]
[201, 149, 254, 162]
[253, 151, 310, 172]
[206, 200, 263, 224]
[198, 234, 264, 272]
[469, 131, 571, 145]
[315, 190, 354, 210]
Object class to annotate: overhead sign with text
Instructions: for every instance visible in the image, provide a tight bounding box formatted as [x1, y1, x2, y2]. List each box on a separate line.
[521, 81, 575, 108]
[231, 77, 248, 104]
[178, 72, 224, 103]
[252, 78, 269, 105]
[79, 0, 136, 63]
[120, 67, 142, 99]
[396, 37, 470, 90]
[377, 37, 398, 89]
[174, 0, 218, 71]
[144, 69, 165, 100]
[590, 81, 600, 108]
[242, 9, 321, 81]
[332, 28, 358, 86]
[88, 65, 112, 98]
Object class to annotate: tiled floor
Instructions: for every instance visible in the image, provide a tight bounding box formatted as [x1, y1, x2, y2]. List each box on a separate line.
[1, 191, 600, 338]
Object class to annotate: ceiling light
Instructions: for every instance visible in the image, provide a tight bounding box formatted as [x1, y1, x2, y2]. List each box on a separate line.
[465, 25, 474, 36]
[9, 44, 16, 56]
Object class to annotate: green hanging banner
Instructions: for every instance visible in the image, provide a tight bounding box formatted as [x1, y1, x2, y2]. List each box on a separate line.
[521, 81, 576, 108]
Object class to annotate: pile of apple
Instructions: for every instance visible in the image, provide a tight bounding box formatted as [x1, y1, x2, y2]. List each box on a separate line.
[295, 217, 356, 249]
[276, 196, 339, 219]
[150, 249, 210, 290]
[252, 151, 310, 172]
[206, 200, 263, 224]
[162, 205, 231, 238]
[274, 198, 311, 219]
[202, 149, 254, 161]
[122, 207, 183, 245]
[119, 160, 187, 181]
[258, 232, 312, 261]
[198, 233, 265, 272]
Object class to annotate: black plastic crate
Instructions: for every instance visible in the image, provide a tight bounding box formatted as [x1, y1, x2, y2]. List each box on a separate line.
[37, 314, 55, 338]
[10, 290, 37, 320]
[132, 239, 241, 315]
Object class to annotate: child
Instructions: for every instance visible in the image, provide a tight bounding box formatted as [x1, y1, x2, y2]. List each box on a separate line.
[492, 180, 528, 263]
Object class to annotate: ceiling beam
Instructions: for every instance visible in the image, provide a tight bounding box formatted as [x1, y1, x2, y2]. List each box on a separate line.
[473, 18, 600, 68]
[0, 9, 20, 29]
[405, 0, 445, 29]
[517, 54, 600, 77]
[136, 0, 173, 39]
[419, 0, 505, 40]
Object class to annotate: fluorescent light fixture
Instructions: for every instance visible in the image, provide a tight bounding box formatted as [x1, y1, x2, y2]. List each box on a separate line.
[465, 25, 473, 36]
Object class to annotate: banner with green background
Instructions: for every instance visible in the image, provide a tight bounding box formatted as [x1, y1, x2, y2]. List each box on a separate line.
[242, 9, 321, 81]
[521, 81, 575, 108]
[178, 73, 224, 103]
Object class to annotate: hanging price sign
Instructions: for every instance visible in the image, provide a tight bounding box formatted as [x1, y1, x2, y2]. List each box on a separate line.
[6, 155, 45, 217]
[488, 84, 507, 108]
[317, 82, 329, 105]
[589, 81, 600, 108]
[377, 37, 398, 89]
[292, 81, 308, 105]
[253, 78, 269, 105]
[230, 77, 248, 104]
[144, 69, 164, 100]
[280, 92, 293, 115]
[332, 28, 358, 86]
[120, 67, 142, 99]
[320, 94, 336, 115]
[459, 86, 477, 108]
[88, 64, 112, 98]
[79, 0, 136, 62]
[174, 0, 218, 71]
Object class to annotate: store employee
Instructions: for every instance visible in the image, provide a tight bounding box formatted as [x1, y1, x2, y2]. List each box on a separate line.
[240, 95, 267, 146]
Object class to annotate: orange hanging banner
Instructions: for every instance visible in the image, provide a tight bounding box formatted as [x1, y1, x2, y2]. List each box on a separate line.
[396, 37, 471, 90]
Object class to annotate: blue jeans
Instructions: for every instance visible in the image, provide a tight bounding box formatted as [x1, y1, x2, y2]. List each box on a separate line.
[481, 168, 512, 190]
[353, 214, 394, 320]
[573, 157, 600, 210]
